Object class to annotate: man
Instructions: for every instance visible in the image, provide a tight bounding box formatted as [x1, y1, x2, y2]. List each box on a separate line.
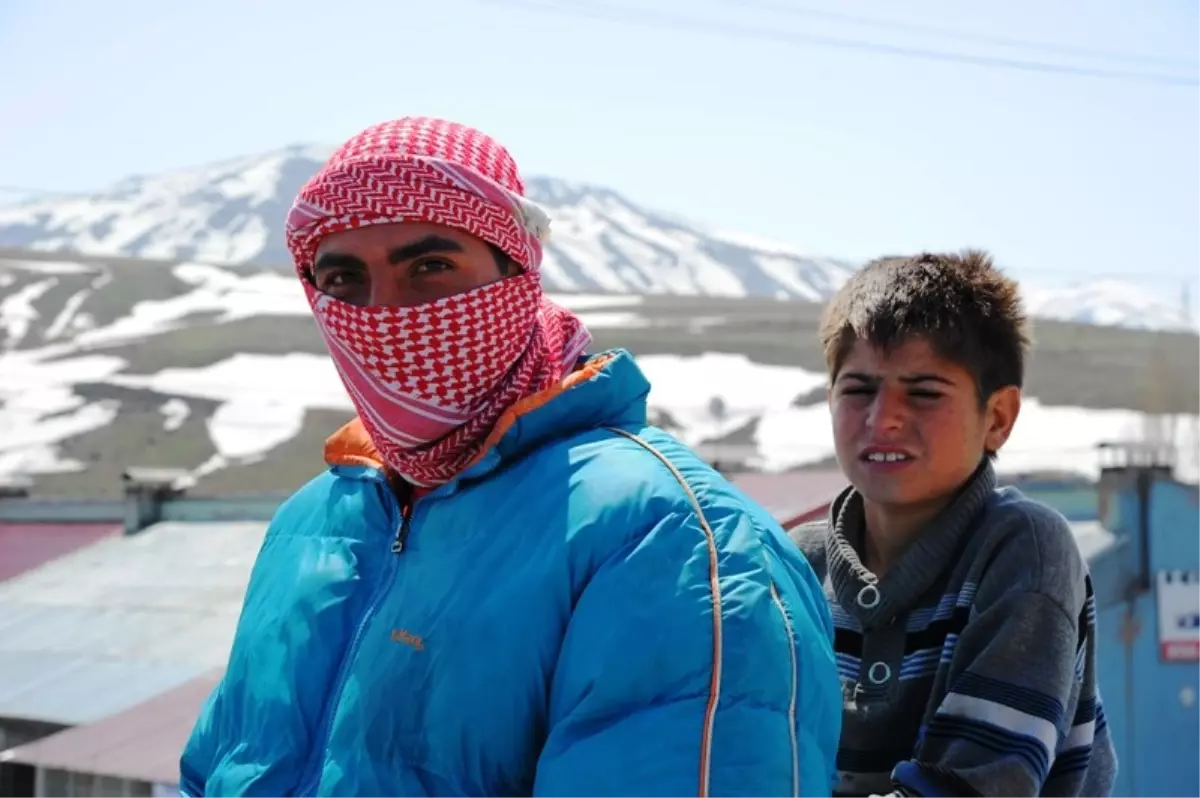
[180, 116, 841, 797]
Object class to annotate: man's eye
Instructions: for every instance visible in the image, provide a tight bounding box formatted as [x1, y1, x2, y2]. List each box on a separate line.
[841, 387, 874, 396]
[411, 259, 454, 276]
[317, 271, 359, 291]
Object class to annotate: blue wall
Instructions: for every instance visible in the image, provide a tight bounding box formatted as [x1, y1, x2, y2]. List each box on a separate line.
[1090, 475, 1199, 797]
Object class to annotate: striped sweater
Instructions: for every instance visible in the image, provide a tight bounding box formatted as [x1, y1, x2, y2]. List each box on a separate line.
[791, 463, 1117, 797]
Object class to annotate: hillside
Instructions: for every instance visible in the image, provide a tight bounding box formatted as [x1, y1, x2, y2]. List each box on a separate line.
[0, 145, 1193, 330]
[2, 249, 1196, 497]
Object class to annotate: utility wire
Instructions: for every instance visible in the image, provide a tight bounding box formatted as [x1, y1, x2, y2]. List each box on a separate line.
[466, 0, 1199, 87]
[717, 0, 1197, 70]
[0, 185, 87, 199]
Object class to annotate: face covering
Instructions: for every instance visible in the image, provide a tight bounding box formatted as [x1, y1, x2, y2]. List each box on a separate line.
[286, 116, 591, 487]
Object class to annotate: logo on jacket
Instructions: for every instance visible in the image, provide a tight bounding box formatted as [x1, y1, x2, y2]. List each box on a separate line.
[391, 629, 425, 650]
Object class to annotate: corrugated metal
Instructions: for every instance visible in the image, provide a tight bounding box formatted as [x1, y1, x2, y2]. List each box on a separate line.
[1070, 519, 1118, 560]
[1, 669, 222, 785]
[0, 523, 120, 582]
[0, 521, 265, 725]
[0, 499, 124, 524]
[0, 654, 202, 726]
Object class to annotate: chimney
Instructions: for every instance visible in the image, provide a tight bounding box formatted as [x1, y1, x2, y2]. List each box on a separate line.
[1096, 441, 1174, 597]
[0, 476, 32, 500]
[121, 467, 194, 535]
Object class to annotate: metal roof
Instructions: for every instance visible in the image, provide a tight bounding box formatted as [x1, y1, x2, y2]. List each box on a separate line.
[0, 521, 265, 725]
[0, 523, 120, 583]
[0, 653, 202, 726]
[1, 669, 222, 785]
[1070, 520, 1119, 561]
[730, 469, 848, 526]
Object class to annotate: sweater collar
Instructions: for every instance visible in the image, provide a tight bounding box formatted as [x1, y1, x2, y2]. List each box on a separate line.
[824, 459, 996, 628]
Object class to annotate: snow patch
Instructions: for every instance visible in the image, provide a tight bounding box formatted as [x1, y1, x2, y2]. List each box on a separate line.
[159, 398, 191, 432]
[43, 289, 92, 340]
[547, 293, 644, 310]
[72, 262, 307, 347]
[0, 351, 126, 477]
[638, 353, 827, 449]
[0, 277, 57, 349]
[108, 353, 349, 476]
[2, 259, 96, 275]
[207, 399, 306, 462]
[574, 312, 648, 329]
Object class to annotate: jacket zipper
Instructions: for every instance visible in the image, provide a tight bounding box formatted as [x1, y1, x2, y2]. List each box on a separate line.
[295, 481, 413, 796]
[391, 499, 414, 554]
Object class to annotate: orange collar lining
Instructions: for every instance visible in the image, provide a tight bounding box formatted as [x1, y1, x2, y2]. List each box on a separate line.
[323, 353, 615, 473]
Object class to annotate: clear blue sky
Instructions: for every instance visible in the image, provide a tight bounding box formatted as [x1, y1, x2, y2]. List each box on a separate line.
[0, 0, 1196, 297]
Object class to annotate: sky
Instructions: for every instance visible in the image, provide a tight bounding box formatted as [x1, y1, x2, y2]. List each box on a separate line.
[0, 0, 1195, 302]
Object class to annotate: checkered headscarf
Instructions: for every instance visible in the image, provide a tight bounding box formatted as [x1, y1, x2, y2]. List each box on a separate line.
[286, 117, 591, 486]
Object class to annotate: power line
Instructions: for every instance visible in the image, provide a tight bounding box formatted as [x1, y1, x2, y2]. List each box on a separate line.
[466, 0, 1198, 87]
[718, 0, 1197, 70]
[0, 185, 88, 200]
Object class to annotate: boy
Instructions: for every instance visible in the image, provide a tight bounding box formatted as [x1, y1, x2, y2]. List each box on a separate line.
[791, 250, 1117, 796]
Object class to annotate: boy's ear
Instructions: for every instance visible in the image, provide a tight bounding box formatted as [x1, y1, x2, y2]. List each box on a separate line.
[984, 385, 1021, 454]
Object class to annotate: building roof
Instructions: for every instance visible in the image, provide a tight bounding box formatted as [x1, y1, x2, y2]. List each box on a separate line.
[730, 469, 847, 527]
[0, 522, 120, 583]
[1070, 520, 1119, 561]
[1, 669, 222, 785]
[0, 521, 265, 725]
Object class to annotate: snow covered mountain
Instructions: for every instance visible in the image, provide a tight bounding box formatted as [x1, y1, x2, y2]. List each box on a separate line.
[1025, 281, 1194, 331]
[0, 144, 1191, 329]
[0, 145, 855, 302]
[0, 146, 1196, 496]
[0, 249, 1197, 497]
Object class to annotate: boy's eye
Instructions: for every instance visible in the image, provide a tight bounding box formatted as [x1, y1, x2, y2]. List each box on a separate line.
[909, 390, 943, 400]
[841, 387, 875, 396]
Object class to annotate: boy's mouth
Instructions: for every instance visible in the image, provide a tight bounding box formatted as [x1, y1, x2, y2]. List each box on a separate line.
[860, 447, 915, 463]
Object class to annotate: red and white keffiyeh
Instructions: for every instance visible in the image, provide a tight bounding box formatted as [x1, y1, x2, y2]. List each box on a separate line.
[286, 117, 591, 487]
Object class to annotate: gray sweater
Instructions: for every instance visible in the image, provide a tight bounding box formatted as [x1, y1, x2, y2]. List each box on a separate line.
[791, 463, 1117, 797]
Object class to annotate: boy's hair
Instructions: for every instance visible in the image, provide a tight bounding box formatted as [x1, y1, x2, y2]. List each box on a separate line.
[819, 249, 1031, 403]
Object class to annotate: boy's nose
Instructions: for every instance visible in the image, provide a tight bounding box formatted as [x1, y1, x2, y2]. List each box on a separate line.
[867, 390, 908, 431]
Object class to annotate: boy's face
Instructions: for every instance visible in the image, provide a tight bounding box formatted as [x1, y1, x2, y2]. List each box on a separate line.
[829, 336, 1020, 513]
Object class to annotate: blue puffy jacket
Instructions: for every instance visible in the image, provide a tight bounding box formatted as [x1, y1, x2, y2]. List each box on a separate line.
[180, 349, 841, 796]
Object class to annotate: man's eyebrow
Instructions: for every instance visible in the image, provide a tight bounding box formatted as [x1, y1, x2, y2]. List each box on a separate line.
[313, 252, 366, 275]
[388, 235, 465, 264]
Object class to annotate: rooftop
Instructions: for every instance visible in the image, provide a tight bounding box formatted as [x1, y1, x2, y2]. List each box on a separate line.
[0, 520, 265, 725]
[729, 469, 848, 526]
[0, 522, 120, 583]
[1, 669, 222, 785]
